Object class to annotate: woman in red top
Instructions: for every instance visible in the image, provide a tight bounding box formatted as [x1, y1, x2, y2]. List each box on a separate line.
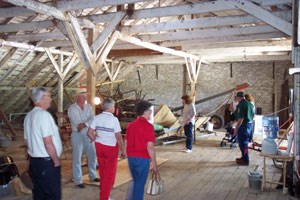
[125, 100, 158, 200]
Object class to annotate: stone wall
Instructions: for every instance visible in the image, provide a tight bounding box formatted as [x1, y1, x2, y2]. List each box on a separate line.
[120, 61, 292, 116]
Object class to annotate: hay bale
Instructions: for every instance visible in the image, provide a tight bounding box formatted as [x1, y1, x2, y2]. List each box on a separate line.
[154, 105, 177, 128]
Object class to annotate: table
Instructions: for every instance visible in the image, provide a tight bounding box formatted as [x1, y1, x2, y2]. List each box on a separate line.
[260, 153, 293, 194]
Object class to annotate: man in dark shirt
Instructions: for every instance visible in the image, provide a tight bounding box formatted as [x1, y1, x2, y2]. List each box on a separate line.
[234, 91, 254, 165]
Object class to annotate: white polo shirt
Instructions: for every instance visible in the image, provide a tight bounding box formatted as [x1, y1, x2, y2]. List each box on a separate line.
[90, 112, 121, 146]
[24, 107, 62, 158]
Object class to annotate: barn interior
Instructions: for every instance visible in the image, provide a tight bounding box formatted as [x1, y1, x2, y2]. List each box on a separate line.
[0, 0, 299, 200]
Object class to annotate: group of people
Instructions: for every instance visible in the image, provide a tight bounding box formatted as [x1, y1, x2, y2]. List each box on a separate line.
[180, 91, 256, 167]
[22, 86, 254, 200]
[23, 87, 158, 200]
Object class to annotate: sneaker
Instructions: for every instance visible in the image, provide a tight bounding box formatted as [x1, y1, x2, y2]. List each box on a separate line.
[236, 159, 249, 166]
[185, 149, 192, 153]
[92, 178, 100, 182]
[76, 183, 85, 188]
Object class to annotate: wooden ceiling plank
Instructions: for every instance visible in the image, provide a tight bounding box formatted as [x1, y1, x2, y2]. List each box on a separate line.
[0, 47, 18, 71]
[23, 57, 52, 86]
[0, 63, 21, 83]
[118, 32, 201, 60]
[35, 67, 55, 86]
[11, 52, 45, 83]
[226, 0, 292, 36]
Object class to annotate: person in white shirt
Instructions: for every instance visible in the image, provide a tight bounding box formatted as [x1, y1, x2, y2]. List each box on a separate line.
[67, 92, 99, 188]
[87, 98, 126, 200]
[181, 95, 196, 153]
[24, 87, 62, 200]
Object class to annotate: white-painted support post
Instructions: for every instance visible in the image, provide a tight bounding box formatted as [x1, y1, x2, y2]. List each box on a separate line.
[57, 53, 64, 126]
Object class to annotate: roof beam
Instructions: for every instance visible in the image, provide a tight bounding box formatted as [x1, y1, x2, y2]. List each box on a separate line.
[108, 49, 163, 57]
[3, 0, 65, 20]
[118, 32, 201, 60]
[87, 0, 291, 23]
[0, 7, 35, 18]
[182, 39, 292, 51]
[138, 25, 278, 42]
[90, 12, 126, 54]
[6, 30, 65, 41]
[0, 0, 291, 20]
[56, 0, 152, 11]
[121, 10, 291, 34]
[226, 0, 292, 36]
[160, 32, 286, 47]
[0, 39, 73, 56]
[44, 49, 64, 80]
[0, 9, 290, 35]
[0, 20, 54, 33]
[63, 12, 97, 75]
[98, 31, 120, 64]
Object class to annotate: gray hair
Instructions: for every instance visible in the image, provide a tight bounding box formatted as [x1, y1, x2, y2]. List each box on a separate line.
[102, 98, 115, 111]
[32, 87, 48, 103]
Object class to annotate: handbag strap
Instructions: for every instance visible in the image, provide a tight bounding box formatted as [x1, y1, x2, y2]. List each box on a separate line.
[151, 170, 161, 181]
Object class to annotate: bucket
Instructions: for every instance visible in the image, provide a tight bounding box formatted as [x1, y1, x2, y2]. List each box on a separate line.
[205, 122, 213, 132]
[248, 171, 262, 190]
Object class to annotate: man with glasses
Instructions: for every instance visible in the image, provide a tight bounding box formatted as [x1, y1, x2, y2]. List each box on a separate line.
[68, 92, 99, 188]
[24, 87, 62, 200]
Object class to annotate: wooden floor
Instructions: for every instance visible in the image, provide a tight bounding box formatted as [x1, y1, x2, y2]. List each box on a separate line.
[1, 129, 298, 200]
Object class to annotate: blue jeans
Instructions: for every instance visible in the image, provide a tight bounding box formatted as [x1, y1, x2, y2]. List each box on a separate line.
[127, 157, 150, 200]
[184, 122, 193, 150]
[237, 122, 253, 162]
[29, 157, 61, 200]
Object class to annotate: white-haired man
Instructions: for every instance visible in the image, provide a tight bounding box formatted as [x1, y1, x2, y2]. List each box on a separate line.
[67, 92, 99, 188]
[24, 87, 62, 200]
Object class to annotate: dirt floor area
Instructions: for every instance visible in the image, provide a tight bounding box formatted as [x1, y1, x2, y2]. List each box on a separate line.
[0, 126, 298, 200]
